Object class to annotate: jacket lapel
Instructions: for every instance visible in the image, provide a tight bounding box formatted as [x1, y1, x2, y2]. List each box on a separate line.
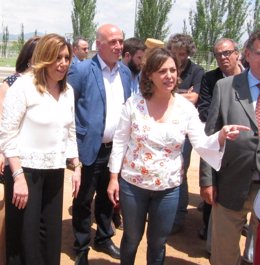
[91, 55, 106, 105]
[118, 64, 131, 101]
[234, 70, 257, 128]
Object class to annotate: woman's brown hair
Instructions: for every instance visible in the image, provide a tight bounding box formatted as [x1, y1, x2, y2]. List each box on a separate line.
[16, 36, 41, 73]
[140, 47, 180, 99]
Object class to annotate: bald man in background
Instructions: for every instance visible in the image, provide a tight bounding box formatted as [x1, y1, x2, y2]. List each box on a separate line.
[68, 24, 132, 265]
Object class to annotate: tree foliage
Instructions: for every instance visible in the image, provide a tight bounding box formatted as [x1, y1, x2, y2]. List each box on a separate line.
[18, 23, 25, 51]
[189, 0, 226, 54]
[134, 0, 173, 41]
[247, 0, 260, 35]
[223, 0, 250, 42]
[189, 0, 251, 63]
[1, 24, 9, 57]
[71, 0, 97, 48]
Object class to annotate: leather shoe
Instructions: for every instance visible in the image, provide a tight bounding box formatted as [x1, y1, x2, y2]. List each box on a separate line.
[93, 240, 120, 259]
[241, 223, 249, 237]
[74, 250, 89, 265]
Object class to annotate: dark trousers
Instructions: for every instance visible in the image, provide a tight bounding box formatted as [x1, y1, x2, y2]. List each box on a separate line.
[173, 136, 191, 227]
[5, 166, 64, 265]
[72, 144, 114, 253]
[203, 202, 212, 231]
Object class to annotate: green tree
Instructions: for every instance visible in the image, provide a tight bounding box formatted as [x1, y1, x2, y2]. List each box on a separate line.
[134, 0, 173, 41]
[18, 23, 25, 51]
[2, 24, 9, 57]
[223, 0, 250, 42]
[189, 0, 226, 56]
[247, 0, 260, 35]
[182, 19, 189, 35]
[71, 0, 97, 48]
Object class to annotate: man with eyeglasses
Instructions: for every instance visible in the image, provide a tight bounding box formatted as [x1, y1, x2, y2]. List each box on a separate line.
[198, 38, 243, 122]
[72, 36, 89, 64]
[198, 38, 254, 264]
[199, 30, 260, 265]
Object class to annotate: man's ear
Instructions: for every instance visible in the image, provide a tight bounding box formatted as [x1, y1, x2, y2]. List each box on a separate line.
[124, 52, 131, 60]
[244, 48, 250, 63]
[96, 40, 100, 51]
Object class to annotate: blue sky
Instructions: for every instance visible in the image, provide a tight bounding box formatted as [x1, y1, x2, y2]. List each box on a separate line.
[0, 0, 196, 38]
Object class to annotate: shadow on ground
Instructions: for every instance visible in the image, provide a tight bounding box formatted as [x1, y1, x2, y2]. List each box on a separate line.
[167, 191, 210, 265]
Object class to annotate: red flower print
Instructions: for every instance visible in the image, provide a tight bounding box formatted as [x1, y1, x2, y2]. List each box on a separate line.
[144, 153, 152, 160]
[155, 179, 161, 185]
[141, 167, 149, 175]
[164, 148, 172, 153]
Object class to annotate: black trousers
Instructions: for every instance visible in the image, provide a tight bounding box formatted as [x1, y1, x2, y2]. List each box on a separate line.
[5, 166, 64, 265]
[72, 144, 114, 253]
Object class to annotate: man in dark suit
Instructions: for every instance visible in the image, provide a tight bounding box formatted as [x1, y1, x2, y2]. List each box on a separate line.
[68, 24, 132, 265]
[198, 38, 242, 123]
[200, 29, 260, 265]
[198, 38, 255, 264]
[197, 38, 242, 238]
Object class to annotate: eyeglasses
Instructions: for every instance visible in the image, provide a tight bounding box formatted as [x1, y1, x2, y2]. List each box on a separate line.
[214, 50, 236, 58]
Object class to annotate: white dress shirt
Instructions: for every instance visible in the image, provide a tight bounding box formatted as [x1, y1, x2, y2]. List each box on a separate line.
[97, 55, 125, 143]
[0, 74, 78, 169]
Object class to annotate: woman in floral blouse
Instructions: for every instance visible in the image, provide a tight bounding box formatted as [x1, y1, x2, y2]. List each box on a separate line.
[107, 47, 249, 265]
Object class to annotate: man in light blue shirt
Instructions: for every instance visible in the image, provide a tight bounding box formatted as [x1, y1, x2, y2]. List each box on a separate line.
[121, 37, 146, 95]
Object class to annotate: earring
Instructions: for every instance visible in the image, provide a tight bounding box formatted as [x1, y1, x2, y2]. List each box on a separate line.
[145, 79, 153, 91]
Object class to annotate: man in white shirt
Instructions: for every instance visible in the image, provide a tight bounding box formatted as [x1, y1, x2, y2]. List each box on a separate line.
[68, 24, 132, 265]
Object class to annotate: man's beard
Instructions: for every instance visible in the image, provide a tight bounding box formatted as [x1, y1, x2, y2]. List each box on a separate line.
[128, 59, 141, 75]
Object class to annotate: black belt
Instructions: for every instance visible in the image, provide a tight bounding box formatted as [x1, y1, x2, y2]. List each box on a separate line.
[101, 142, 113, 148]
[253, 180, 260, 184]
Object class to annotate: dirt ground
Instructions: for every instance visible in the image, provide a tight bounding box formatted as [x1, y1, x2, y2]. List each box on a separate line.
[61, 151, 247, 265]
[0, 151, 246, 265]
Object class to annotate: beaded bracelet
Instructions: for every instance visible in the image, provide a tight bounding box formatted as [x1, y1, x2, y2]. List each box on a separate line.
[12, 168, 24, 180]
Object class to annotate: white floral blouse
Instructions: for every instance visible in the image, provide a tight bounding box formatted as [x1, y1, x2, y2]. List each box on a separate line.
[109, 93, 223, 191]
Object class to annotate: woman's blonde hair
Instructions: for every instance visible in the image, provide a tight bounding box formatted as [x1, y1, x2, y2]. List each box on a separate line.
[31, 33, 72, 93]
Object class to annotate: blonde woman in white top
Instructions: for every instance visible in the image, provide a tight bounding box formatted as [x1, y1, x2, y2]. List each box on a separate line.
[0, 34, 81, 265]
[0, 36, 40, 265]
[107, 48, 249, 265]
